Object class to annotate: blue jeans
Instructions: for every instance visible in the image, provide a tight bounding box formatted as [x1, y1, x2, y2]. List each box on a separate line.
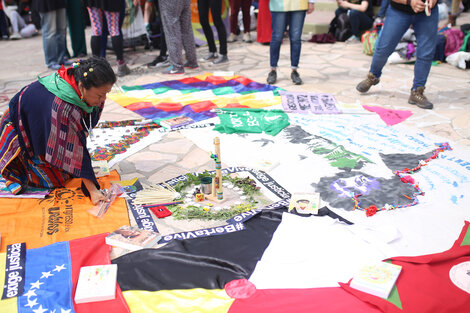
[40, 9, 67, 67]
[377, 0, 389, 18]
[270, 10, 306, 69]
[370, 5, 438, 89]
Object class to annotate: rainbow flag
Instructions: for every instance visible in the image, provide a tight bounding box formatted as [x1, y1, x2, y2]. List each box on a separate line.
[109, 74, 282, 124]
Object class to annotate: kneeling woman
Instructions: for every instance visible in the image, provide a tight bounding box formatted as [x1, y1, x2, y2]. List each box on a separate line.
[0, 57, 116, 204]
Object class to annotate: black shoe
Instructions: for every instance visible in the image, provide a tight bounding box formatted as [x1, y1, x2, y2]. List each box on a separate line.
[147, 55, 169, 68]
[291, 70, 302, 85]
[267, 70, 277, 84]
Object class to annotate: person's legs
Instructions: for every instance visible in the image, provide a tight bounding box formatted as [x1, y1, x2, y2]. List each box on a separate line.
[66, 0, 87, 57]
[198, 0, 217, 53]
[348, 10, 373, 38]
[229, 0, 242, 35]
[210, 0, 227, 55]
[39, 10, 59, 67]
[241, 0, 251, 33]
[377, 0, 389, 18]
[104, 11, 124, 61]
[180, 0, 198, 65]
[87, 7, 104, 56]
[269, 11, 287, 69]
[160, 0, 185, 69]
[55, 8, 67, 65]
[411, 5, 438, 89]
[0, 10, 9, 38]
[356, 6, 410, 93]
[288, 10, 306, 69]
[369, 6, 411, 79]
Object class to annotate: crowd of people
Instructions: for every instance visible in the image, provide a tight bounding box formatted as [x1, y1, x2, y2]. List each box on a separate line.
[0, 0, 467, 200]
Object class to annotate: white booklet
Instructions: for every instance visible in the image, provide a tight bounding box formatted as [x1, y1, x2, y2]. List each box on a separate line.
[350, 261, 402, 299]
[74, 264, 117, 304]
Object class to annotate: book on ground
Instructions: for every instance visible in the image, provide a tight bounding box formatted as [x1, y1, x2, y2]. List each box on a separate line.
[350, 261, 402, 299]
[105, 225, 161, 251]
[160, 116, 194, 129]
[74, 264, 117, 304]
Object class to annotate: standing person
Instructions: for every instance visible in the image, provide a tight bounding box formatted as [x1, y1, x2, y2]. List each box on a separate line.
[197, 0, 228, 64]
[335, 0, 374, 43]
[266, 0, 315, 85]
[84, 0, 130, 77]
[447, 0, 462, 26]
[228, 0, 252, 42]
[144, 0, 170, 68]
[66, 0, 87, 57]
[356, 0, 438, 110]
[0, 57, 115, 204]
[159, 0, 198, 74]
[256, 0, 271, 44]
[32, 0, 69, 70]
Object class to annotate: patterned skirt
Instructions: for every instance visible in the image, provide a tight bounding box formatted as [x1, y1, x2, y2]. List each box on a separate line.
[0, 110, 71, 194]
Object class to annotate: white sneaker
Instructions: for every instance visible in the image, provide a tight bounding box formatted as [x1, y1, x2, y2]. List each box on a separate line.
[10, 32, 21, 40]
[243, 32, 252, 43]
[227, 33, 237, 42]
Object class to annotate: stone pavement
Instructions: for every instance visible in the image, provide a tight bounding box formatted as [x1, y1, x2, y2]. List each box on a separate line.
[0, 13, 469, 185]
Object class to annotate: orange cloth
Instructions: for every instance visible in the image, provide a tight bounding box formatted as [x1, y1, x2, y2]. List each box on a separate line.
[0, 170, 130, 252]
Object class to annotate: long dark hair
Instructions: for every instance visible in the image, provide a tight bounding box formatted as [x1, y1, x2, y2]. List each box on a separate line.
[67, 57, 116, 90]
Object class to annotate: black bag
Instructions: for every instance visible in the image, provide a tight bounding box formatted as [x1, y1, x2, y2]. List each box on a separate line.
[329, 13, 352, 42]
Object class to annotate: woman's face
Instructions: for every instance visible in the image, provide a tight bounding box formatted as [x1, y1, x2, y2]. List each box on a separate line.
[80, 83, 113, 107]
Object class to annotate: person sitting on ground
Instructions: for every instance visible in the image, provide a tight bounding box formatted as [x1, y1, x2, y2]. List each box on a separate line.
[335, 0, 374, 43]
[266, 0, 315, 85]
[356, 0, 438, 110]
[2, 0, 38, 40]
[0, 57, 115, 204]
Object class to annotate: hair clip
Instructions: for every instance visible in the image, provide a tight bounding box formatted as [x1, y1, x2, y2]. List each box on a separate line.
[72, 59, 81, 68]
[89, 67, 94, 72]
[83, 72, 88, 77]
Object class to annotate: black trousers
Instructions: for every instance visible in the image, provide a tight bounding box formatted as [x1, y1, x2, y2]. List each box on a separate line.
[197, 0, 227, 55]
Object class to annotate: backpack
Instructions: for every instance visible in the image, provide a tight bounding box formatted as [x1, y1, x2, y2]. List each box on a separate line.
[329, 13, 352, 42]
[362, 30, 378, 55]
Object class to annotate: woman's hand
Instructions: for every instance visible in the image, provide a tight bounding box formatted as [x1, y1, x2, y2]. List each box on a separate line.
[337, 0, 350, 9]
[410, 0, 425, 13]
[90, 189, 108, 206]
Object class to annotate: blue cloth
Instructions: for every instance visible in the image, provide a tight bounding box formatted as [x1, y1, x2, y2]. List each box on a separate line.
[39, 8, 67, 67]
[370, 5, 438, 89]
[377, 0, 389, 18]
[17, 241, 75, 312]
[270, 10, 306, 69]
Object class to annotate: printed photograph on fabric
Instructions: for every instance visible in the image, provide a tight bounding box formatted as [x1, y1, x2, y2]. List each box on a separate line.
[288, 193, 320, 215]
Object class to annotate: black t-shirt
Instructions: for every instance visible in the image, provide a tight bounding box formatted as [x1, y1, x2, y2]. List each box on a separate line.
[31, 0, 66, 13]
[349, 0, 375, 18]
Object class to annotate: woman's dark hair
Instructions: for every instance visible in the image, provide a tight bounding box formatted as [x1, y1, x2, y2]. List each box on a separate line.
[67, 56, 116, 90]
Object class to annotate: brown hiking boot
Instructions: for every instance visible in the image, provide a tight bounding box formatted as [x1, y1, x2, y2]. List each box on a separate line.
[356, 72, 380, 93]
[447, 13, 457, 27]
[408, 87, 433, 110]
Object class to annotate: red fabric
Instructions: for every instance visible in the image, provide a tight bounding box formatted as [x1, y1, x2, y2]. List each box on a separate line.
[180, 77, 202, 84]
[228, 287, 381, 313]
[126, 102, 154, 111]
[69, 233, 131, 313]
[256, 0, 272, 43]
[58, 65, 82, 98]
[205, 75, 230, 85]
[341, 221, 470, 313]
[189, 100, 217, 112]
[153, 102, 184, 112]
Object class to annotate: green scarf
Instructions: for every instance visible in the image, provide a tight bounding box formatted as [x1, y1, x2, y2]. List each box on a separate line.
[38, 73, 94, 113]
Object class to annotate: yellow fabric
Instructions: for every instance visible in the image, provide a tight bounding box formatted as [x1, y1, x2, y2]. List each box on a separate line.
[0, 170, 130, 252]
[123, 288, 234, 313]
[0, 253, 18, 312]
